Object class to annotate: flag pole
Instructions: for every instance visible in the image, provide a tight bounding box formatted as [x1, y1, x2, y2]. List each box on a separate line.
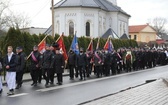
[56, 32, 64, 42]
[96, 37, 100, 50]
[87, 38, 93, 51]
[27, 35, 48, 60]
[104, 36, 111, 49]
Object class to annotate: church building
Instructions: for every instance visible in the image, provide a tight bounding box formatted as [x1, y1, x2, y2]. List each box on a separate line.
[45, 0, 131, 38]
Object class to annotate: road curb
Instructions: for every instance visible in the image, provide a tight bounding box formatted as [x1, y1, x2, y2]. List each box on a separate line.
[2, 73, 69, 86]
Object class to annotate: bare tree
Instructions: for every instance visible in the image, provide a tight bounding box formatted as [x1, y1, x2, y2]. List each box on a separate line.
[148, 17, 167, 36]
[0, 0, 31, 30]
[0, 0, 10, 30]
[6, 12, 31, 29]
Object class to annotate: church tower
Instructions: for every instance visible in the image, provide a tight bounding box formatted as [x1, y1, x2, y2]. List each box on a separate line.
[107, 0, 117, 5]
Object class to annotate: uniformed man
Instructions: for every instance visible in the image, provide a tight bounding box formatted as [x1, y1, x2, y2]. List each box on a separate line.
[111, 50, 117, 75]
[77, 48, 88, 80]
[116, 49, 123, 74]
[86, 50, 93, 77]
[93, 50, 104, 78]
[52, 48, 65, 85]
[42, 44, 54, 87]
[15, 46, 26, 89]
[29, 45, 41, 86]
[104, 50, 111, 76]
[49, 42, 59, 84]
[4, 46, 18, 95]
[68, 49, 76, 80]
[0, 51, 3, 95]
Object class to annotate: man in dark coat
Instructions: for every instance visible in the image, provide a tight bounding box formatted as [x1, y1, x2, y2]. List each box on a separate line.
[52, 48, 65, 85]
[4, 46, 18, 95]
[42, 44, 54, 87]
[93, 50, 104, 78]
[77, 48, 88, 80]
[111, 50, 117, 75]
[0, 51, 3, 94]
[29, 45, 41, 86]
[86, 51, 93, 77]
[15, 46, 26, 89]
[104, 50, 111, 76]
[68, 50, 76, 80]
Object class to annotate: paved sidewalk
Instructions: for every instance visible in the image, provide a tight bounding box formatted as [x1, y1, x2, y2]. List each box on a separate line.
[83, 79, 168, 105]
[2, 69, 69, 84]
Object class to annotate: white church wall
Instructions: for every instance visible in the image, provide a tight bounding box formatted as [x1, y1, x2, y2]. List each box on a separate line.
[53, 6, 129, 38]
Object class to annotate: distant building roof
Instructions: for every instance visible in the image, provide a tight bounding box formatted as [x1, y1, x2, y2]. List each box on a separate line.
[54, 0, 130, 17]
[129, 25, 148, 33]
[102, 28, 119, 39]
[120, 33, 129, 39]
[20, 27, 47, 35]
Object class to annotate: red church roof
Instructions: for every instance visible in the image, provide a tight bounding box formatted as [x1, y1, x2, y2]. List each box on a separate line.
[129, 24, 148, 33]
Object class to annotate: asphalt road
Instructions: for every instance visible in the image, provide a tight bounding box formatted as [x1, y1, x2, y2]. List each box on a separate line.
[1, 65, 168, 105]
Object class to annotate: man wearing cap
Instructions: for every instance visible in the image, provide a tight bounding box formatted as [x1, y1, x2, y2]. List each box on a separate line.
[68, 49, 76, 80]
[29, 45, 41, 86]
[93, 50, 104, 78]
[42, 44, 54, 87]
[52, 48, 65, 85]
[77, 48, 88, 80]
[15, 46, 26, 89]
[49, 42, 59, 84]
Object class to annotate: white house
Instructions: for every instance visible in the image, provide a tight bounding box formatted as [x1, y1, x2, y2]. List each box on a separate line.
[44, 0, 130, 38]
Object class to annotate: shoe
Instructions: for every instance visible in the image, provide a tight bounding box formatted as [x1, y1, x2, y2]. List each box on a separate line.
[34, 83, 37, 86]
[0, 89, 3, 94]
[57, 82, 62, 85]
[15, 85, 21, 89]
[7, 89, 14, 96]
[50, 82, 54, 85]
[45, 83, 49, 87]
[70, 78, 74, 80]
[31, 83, 35, 86]
[79, 78, 83, 81]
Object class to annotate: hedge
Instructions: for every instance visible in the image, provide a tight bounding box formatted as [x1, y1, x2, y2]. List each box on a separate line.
[0, 27, 138, 56]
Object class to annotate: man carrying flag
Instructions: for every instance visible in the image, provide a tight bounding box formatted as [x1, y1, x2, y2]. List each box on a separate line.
[56, 34, 68, 60]
[103, 36, 113, 76]
[70, 33, 79, 55]
[70, 33, 79, 78]
[86, 38, 94, 77]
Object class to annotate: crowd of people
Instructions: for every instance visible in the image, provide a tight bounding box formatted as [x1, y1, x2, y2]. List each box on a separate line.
[0, 43, 168, 96]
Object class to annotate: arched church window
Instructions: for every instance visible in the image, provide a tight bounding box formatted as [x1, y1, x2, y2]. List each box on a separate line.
[69, 21, 74, 36]
[56, 21, 60, 34]
[86, 22, 90, 36]
[109, 18, 112, 27]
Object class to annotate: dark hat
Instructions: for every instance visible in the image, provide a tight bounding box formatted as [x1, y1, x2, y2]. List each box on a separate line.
[45, 44, 50, 47]
[16, 46, 23, 50]
[52, 42, 59, 48]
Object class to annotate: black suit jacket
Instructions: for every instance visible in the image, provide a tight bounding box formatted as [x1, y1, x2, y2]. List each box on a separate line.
[4, 53, 18, 72]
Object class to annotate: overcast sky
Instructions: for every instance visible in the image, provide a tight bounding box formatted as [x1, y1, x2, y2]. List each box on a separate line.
[8, 0, 168, 28]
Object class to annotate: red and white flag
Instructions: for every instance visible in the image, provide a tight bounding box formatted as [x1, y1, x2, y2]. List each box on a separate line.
[38, 39, 46, 54]
[56, 35, 68, 60]
[87, 38, 93, 52]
